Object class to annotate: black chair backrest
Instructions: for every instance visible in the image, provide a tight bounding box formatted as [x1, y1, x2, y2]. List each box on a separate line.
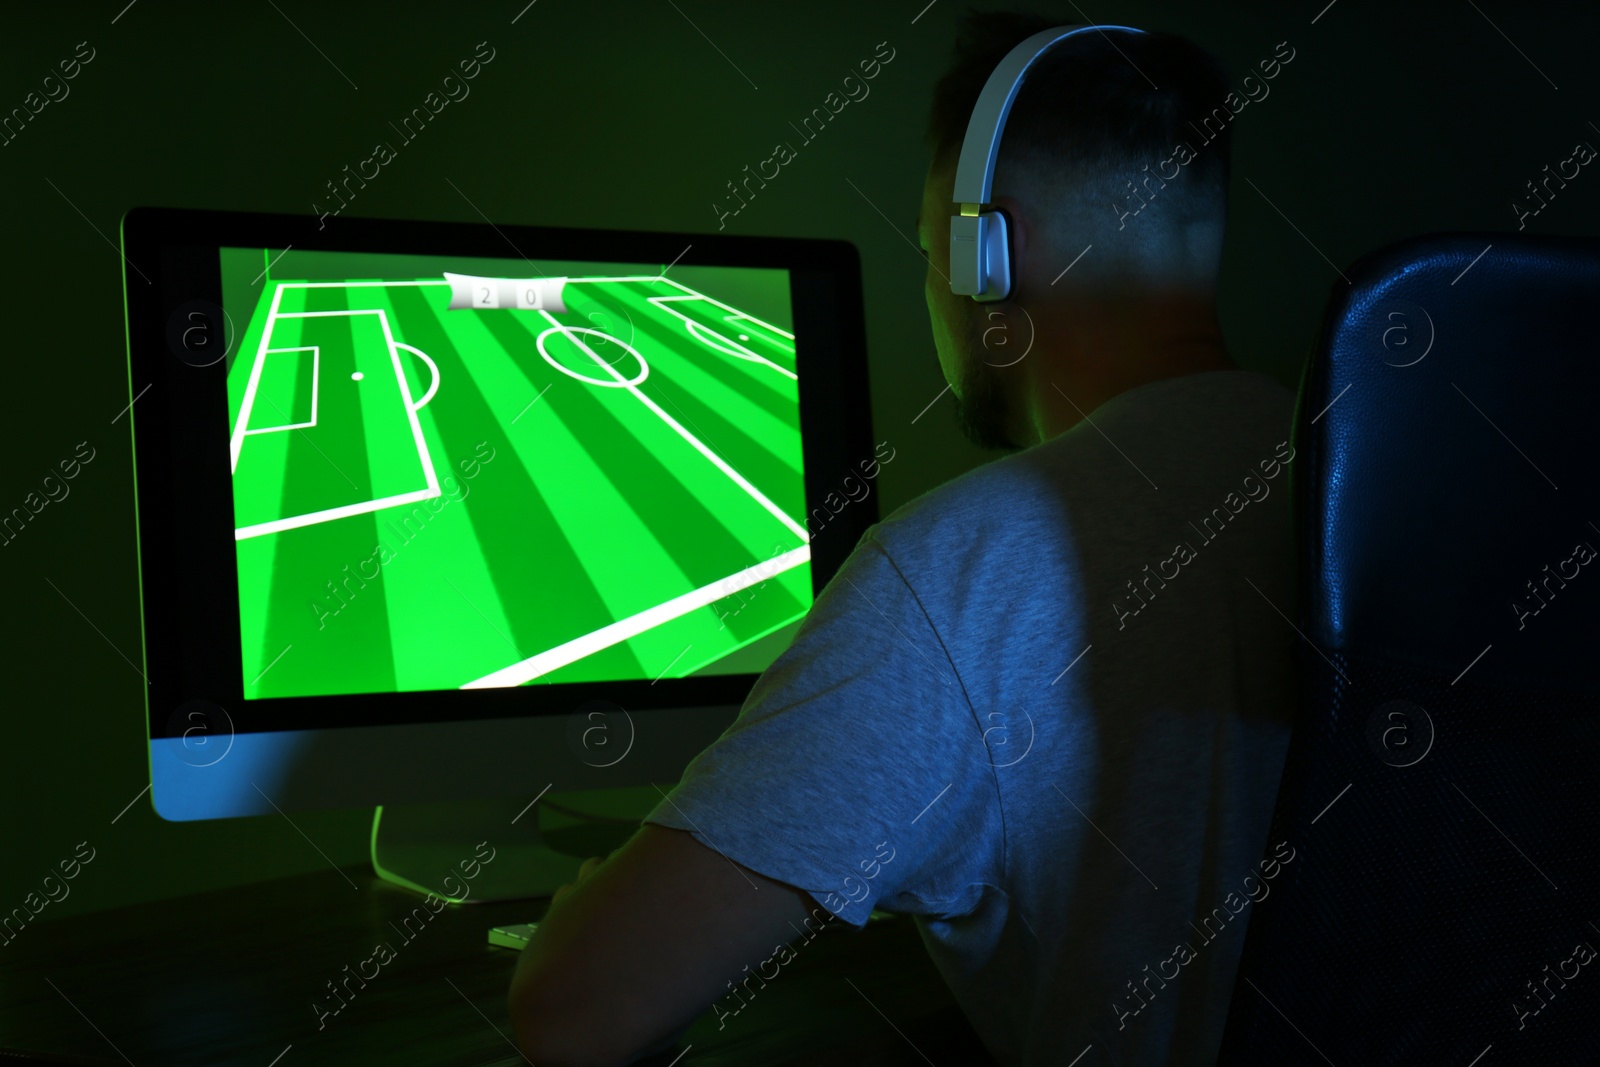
[1216, 233, 1600, 1065]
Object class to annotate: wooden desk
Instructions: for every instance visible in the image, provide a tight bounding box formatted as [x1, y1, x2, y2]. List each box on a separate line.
[0, 864, 997, 1065]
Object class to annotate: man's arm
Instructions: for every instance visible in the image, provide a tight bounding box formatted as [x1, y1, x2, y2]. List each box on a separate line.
[507, 822, 821, 1066]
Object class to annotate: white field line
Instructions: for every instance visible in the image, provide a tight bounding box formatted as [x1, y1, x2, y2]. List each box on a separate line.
[461, 545, 811, 688]
[230, 281, 289, 471]
[240, 346, 319, 435]
[233, 306, 439, 539]
[656, 275, 796, 339]
[538, 307, 807, 542]
[645, 294, 795, 379]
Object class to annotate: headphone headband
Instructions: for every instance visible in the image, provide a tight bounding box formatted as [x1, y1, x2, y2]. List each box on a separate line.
[949, 23, 1146, 300]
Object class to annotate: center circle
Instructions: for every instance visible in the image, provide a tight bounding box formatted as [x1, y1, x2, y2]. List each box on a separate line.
[536, 326, 648, 388]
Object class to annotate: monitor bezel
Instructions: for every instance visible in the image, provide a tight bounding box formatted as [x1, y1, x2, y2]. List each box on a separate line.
[122, 206, 877, 741]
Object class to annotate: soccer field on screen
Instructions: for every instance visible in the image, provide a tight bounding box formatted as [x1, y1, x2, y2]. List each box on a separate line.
[220, 247, 812, 701]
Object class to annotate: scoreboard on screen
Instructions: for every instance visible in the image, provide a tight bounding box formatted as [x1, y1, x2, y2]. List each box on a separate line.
[444, 273, 568, 312]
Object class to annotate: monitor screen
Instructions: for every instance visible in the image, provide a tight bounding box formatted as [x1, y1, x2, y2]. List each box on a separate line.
[218, 246, 812, 701]
[125, 208, 869, 816]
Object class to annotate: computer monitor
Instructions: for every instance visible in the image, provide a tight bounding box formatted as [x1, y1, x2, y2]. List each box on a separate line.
[121, 207, 875, 898]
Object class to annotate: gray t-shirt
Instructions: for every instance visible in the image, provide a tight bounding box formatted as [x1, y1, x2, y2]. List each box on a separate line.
[645, 369, 1298, 1065]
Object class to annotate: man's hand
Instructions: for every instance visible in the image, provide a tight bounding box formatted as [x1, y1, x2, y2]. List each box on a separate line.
[549, 854, 605, 910]
[508, 824, 819, 1066]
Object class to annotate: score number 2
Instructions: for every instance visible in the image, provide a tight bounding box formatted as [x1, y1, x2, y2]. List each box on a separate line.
[477, 284, 551, 310]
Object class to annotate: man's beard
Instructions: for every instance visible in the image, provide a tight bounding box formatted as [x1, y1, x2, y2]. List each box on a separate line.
[953, 357, 1019, 451]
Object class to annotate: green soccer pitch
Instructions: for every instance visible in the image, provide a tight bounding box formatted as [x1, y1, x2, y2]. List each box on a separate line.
[219, 247, 811, 700]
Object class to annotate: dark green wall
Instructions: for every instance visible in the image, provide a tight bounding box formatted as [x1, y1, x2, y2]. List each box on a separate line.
[3, 0, 1595, 921]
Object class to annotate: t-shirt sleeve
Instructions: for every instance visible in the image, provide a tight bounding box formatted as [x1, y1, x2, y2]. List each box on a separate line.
[642, 529, 1005, 928]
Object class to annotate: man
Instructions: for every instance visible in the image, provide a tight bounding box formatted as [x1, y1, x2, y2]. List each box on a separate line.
[509, 13, 1297, 1065]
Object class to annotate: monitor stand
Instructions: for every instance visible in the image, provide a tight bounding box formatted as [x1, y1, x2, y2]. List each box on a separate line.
[370, 796, 585, 904]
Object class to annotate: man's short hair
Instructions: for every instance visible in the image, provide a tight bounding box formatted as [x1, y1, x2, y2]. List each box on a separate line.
[926, 12, 1235, 229]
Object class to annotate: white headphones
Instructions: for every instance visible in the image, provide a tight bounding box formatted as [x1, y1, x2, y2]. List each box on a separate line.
[949, 23, 1147, 302]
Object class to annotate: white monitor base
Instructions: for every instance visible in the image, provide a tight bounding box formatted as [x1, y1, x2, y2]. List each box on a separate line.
[370, 797, 585, 903]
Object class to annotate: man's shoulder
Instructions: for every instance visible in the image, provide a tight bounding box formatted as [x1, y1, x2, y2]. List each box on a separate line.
[867, 448, 1057, 571]
[1087, 368, 1295, 442]
[866, 370, 1295, 570]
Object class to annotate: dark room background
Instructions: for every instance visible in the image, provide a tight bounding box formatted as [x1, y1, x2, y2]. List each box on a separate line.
[2, 0, 1596, 921]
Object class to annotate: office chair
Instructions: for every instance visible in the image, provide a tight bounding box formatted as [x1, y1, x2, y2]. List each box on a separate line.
[1215, 233, 1600, 1064]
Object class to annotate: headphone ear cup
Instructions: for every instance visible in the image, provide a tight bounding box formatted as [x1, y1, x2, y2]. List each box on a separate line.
[975, 209, 1013, 304]
[948, 213, 987, 298]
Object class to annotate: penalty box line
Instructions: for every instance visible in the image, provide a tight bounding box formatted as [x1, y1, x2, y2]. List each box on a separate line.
[654, 275, 795, 341]
[230, 281, 290, 472]
[240, 346, 320, 437]
[536, 307, 809, 544]
[461, 544, 812, 688]
[644, 295, 795, 380]
[230, 303, 442, 539]
[272, 307, 441, 496]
